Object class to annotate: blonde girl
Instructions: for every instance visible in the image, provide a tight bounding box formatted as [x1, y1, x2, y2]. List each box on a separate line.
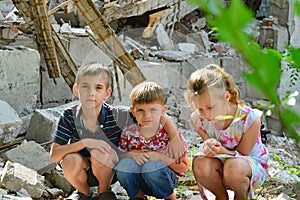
[184, 64, 268, 200]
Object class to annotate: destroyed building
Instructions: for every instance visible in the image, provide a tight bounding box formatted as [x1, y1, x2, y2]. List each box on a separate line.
[0, 0, 300, 199]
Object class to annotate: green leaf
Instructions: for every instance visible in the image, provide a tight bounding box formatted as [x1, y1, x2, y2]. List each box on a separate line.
[273, 153, 281, 161]
[244, 49, 282, 106]
[295, 1, 300, 16]
[289, 48, 300, 69]
[280, 108, 300, 140]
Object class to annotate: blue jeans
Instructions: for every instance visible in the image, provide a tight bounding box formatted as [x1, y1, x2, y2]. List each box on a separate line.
[114, 158, 178, 199]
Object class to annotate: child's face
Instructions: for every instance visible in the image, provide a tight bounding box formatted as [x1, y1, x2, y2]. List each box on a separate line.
[73, 74, 112, 109]
[130, 100, 167, 127]
[195, 90, 227, 125]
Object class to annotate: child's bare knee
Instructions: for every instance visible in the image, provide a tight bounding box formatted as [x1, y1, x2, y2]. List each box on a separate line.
[90, 149, 116, 167]
[62, 153, 83, 168]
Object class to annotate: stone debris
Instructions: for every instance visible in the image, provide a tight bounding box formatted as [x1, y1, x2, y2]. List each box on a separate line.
[151, 50, 192, 61]
[1, 161, 45, 198]
[0, 0, 299, 199]
[0, 100, 22, 145]
[26, 108, 66, 144]
[3, 141, 56, 175]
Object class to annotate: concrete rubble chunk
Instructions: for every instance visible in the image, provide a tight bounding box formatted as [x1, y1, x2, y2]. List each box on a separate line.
[0, 161, 44, 198]
[46, 187, 64, 197]
[155, 23, 174, 50]
[3, 141, 56, 175]
[26, 102, 78, 144]
[26, 109, 60, 144]
[0, 49, 40, 116]
[0, 100, 22, 145]
[0, 0, 15, 17]
[0, 27, 18, 40]
[0, 188, 33, 199]
[151, 50, 192, 61]
[178, 43, 198, 53]
[45, 170, 74, 194]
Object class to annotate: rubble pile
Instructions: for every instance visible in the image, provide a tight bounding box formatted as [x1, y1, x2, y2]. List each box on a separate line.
[0, 0, 300, 199]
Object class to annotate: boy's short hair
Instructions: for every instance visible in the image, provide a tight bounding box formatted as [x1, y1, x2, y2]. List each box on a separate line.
[75, 62, 113, 88]
[130, 81, 165, 106]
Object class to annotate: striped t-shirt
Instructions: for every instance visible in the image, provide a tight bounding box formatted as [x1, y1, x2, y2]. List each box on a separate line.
[52, 102, 135, 157]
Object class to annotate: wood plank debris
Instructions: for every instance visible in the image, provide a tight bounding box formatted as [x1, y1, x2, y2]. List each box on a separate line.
[12, 0, 146, 88]
[13, 0, 61, 79]
[74, 0, 146, 86]
[12, 0, 77, 88]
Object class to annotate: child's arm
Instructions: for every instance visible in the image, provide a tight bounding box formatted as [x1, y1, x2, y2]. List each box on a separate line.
[120, 150, 151, 165]
[148, 151, 189, 174]
[50, 141, 87, 162]
[50, 138, 113, 162]
[160, 113, 186, 163]
[190, 112, 209, 141]
[235, 117, 261, 155]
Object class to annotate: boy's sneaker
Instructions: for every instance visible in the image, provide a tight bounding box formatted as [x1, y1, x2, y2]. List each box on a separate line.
[65, 190, 92, 200]
[94, 191, 117, 200]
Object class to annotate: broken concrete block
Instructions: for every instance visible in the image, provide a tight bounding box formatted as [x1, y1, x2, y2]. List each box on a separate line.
[26, 108, 62, 144]
[3, 141, 56, 175]
[46, 187, 64, 197]
[178, 43, 198, 53]
[26, 101, 78, 143]
[1, 161, 44, 198]
[45, 170, 74, 194]
[151, 50, 192, 61]
[0, 48, 40, 116]
[0, 27, 18, 40]
[187, 31, 210, 53]
[155, 23, 174, 50]
[0, 0, 15, 17]
[0, 100, 22, 145]
[60, 23, 72, 34]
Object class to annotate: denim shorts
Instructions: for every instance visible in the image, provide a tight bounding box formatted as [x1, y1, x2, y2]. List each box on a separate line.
[114, 158, 178, 198]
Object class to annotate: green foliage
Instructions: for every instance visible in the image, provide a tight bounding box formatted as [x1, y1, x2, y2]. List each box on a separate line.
[288, 47, 300, 68]
[188, 0, 300, 141]
[284, 47, 300, 87]
[273, 153, 300, 175]
[295, 1, 300, 16]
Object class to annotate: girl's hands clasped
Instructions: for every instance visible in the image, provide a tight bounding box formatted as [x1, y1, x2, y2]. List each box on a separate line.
[202, 138, 227, 157]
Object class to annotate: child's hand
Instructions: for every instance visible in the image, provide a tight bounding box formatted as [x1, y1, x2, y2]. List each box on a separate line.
[81, 138, 112, 154]
[131, 151, 150, 165]
[168, 135, 186, 164]
[202, 138, 221, 157]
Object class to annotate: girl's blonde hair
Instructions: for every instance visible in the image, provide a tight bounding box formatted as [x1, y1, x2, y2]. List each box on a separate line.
[74, 62, 113, 89]
[184, 64, 241, 109]
[130, 81, 165, 107]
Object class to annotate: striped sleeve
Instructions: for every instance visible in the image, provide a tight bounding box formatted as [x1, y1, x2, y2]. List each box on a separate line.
[52, 108, 75, 144]
[112, 106, 136, 129]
